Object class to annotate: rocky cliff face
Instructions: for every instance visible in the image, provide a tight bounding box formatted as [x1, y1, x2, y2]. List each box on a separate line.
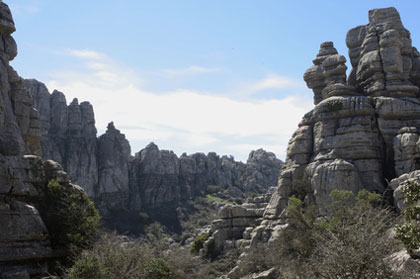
[25, 80, 99, 197]
[0, 2, 95, 277]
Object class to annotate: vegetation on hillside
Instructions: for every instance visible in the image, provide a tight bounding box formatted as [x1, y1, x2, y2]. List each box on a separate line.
[238, 190, 399, 278]
[62, 187, 420, 278]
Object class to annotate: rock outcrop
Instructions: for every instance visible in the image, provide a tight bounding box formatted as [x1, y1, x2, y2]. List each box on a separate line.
[264, 7, 420, 227]
[203, 8, 420, 267]
[97, 122, 131, 215]
[201, 192, 273, 258]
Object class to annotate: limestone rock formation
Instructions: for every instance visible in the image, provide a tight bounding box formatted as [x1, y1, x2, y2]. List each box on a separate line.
[0, 2, 94, 276]
[25, 78, 283, 221]
[265, 7, 420, 226]
[201, 192, 272, 257]
[97, 122, 131, 215]
[204, 9, 420, 269]
[239, 149, 282, 193]
[129, 143, 282, 214]
[24, 80, 99, 196]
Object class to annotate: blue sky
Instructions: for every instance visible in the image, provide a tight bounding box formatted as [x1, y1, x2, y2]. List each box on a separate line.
[7, 0, 420, 161]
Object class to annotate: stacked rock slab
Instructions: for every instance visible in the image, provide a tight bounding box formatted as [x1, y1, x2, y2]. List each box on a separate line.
[201, 192, 272, 258]
[247, 7, 420, 243]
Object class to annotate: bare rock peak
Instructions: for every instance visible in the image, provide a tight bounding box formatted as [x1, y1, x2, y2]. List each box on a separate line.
[0, 1, 15, 34]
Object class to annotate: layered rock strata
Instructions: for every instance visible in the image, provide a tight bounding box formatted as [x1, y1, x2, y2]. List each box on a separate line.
[204, 8, 420, 257]
[201, 192, 273, 257]
[265, 7, 420, 225]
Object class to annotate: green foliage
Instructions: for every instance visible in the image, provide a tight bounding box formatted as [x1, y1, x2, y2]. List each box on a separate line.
[239, 190, 398, 278]
[40, 179, 100, 261]
[205, 194, 236, 205]
[66, 255, 109, 279]
[396, 180, 420, 252]
[143, 258, 170, 279]
[325, 100, 343, 112]
[65, 232, 207, 279]
[190, 233, 208, 254]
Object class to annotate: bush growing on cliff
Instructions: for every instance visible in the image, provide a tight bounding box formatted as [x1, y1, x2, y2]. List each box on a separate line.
[395, 179, 420, 255]
[40, 179, 100, 261]
[190, 233, 209, 254]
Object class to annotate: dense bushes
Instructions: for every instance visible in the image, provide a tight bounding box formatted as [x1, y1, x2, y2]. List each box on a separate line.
[39, 179, 100, 261]
[65, 232, 207, 279]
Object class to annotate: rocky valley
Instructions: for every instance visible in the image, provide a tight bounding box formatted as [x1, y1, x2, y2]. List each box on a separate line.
[1, 1, 420, 278]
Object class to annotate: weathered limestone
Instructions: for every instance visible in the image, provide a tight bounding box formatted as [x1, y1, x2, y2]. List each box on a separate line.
[24, 80, 284, 221]
[0, 3, 96, 276]
[239, 8, 420, 253]
[97, 122, 131, 214]
[129, 143, 282, 212]
[25, 81, 99, 196]
[201, 192, 272, 257]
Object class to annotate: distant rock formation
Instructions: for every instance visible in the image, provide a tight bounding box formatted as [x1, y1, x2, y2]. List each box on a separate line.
[24, 80, 283, 225]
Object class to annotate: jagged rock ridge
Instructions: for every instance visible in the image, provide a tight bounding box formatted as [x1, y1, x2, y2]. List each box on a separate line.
[24, 79, 284, 227]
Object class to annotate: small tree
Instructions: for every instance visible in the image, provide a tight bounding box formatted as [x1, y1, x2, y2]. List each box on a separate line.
[395, 179, 420, 255]
[40, 179, 100, 262]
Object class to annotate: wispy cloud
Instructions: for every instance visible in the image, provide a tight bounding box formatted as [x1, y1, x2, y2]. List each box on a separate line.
[67, 49, 106, 60]
[249, 74, 304, 92]
[46, 50, 313, 161]
[162, 65, 221, 77]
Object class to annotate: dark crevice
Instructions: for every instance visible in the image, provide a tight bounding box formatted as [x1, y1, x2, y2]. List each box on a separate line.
[375, 29, 388, 92]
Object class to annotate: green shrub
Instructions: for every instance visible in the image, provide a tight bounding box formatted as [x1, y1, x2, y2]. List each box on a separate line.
[40, 179, 100, 261]
[190, 233, 209, 254]
[66, 255, 109, 279]
[325, 100, 343, 112]
[142, 258, 170, 279]
[396, 180, 420, 253]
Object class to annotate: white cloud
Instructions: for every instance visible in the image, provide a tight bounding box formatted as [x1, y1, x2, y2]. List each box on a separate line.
[250, 74, 304, 92]
[46, 50, 313, 161]
[67, 49, 106, 60]
[162, 65, 221, 77]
